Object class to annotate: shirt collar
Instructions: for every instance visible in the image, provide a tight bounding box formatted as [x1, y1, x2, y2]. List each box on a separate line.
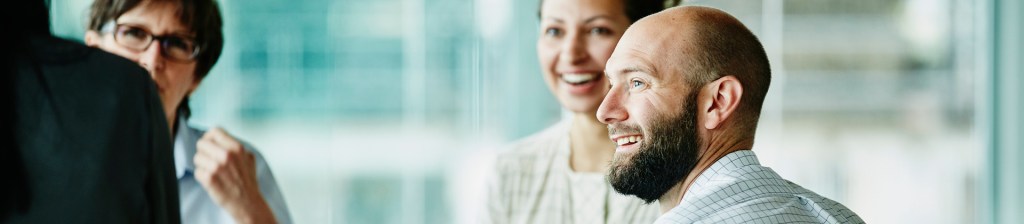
[680, 150, 760, 204]
[173, 115, 198, 179]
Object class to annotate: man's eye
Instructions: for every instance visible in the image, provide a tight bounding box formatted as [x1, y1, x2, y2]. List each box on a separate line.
[631, 80, 646, 89]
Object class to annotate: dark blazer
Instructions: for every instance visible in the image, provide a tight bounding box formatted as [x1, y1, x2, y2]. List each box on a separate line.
[2, 34, 180, 224]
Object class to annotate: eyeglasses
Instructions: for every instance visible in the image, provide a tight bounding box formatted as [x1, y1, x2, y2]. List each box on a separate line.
[101, 22, 201, 61]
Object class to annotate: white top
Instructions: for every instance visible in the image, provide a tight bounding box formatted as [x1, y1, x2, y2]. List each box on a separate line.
[173, 117, 293, 224]
[486, 120, 660, 224]
[655, 150, 864, 224]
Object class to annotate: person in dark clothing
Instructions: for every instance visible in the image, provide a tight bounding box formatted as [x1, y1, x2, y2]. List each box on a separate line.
[1, 0, 180, 223]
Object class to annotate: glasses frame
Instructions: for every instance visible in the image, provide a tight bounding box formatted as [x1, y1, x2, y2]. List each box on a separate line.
[100, 21, 202, 62]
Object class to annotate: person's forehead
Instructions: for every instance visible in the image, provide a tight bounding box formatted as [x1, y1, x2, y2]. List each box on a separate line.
[606, 21, 682, 78]
[117, 1, 192, 36]
[541, 0, 627, 22]
[606, 46, 656, 78]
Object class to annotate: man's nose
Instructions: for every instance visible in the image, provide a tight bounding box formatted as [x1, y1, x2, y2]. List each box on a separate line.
[138, 41, 164, 74]
[597, 85, 627, 124]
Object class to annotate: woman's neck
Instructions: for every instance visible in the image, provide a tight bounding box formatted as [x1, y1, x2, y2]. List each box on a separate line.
[568, 111, 615, 173]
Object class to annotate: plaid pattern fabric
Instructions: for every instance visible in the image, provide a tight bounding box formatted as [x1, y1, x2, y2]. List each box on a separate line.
[655, 150, 864, 224]
[486, 120, 660, 224]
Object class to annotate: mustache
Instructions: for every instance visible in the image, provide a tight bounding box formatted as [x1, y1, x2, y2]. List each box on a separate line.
[607, 123, 643, 136]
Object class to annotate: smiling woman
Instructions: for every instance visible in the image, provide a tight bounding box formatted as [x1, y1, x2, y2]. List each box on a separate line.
[40, 0, 1015, 222]
[483, 0, 678, 223]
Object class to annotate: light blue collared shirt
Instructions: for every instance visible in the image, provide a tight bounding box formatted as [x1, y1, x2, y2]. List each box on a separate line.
[174, 117, 292, 224]
[655, 150, 863, 224]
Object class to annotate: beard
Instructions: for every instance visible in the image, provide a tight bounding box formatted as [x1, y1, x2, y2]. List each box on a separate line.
[607, 92, 701, 204]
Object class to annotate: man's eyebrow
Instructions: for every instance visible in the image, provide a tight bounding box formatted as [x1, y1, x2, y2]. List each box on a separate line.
[605, 66, 648, 80]
[617, 66, 648, 75]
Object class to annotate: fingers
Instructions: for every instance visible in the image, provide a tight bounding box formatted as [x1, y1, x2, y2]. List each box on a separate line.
[194, 138, 228, 187]
[202, 127, 245, 152]
[196, 127, 252, 170]
[194, 126, 258, 185]
[193, 150, 217, 186]
[193, 127, 264, 210]
[194, 127, 249, 187]
[195, 139, 244, 204]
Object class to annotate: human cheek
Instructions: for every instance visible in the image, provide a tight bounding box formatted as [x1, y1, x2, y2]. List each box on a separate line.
[537, 40, 561, 87]
[627, 95, 660, 124]
[166, 66, 197, 93]
[643, 92, 675, 117]
[588, 39, 618, 67]
[99, 41, 142, 63]
[538, 40, 560, 71]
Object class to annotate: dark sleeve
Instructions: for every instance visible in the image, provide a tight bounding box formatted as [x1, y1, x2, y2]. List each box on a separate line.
[6, 35, 182, 223]
[142, 76, 180, 224]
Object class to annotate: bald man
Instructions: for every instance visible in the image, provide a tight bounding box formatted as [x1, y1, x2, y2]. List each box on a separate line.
[596, 6, 864, 223]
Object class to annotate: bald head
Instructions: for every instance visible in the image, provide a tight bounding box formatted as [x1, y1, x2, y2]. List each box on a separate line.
[599, 6, 773, 205]
[610, 6, 771, 135]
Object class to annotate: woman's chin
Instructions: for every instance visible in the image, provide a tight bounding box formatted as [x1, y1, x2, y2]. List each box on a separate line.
[557, 95, 602, 115]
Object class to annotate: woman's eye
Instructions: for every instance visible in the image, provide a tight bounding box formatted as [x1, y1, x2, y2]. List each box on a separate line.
[590, 27, 612, 35]
[631, 80, 646, 89]
[544, 28, 562, 37]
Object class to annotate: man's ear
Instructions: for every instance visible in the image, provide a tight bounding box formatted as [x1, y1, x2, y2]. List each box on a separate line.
[703, 76, 743, 130]
[84, 31, 101, 47]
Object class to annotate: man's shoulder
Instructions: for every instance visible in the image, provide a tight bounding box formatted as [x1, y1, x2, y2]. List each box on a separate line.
[28, 36, 149, 81]
[9, 35, 176, 224]
[15, 35, 161, 138]
[691, 190, 864, 224]
[662, 187, 864, 224]
[664, 165, 864, 224]
[22, 36, 155, 106]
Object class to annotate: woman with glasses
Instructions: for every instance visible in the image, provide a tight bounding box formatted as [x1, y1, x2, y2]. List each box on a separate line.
[84, 0, 291, 223]
[486, 0, 679, 223]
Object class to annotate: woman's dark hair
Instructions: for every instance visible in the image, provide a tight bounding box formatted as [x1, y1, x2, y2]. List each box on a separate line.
[539, 0, 682, 23]
[87, 0, 223, 118]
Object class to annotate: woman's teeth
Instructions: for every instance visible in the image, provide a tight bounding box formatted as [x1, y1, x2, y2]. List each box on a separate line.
[616, 136, 642, 146]
[561, 73, 597, 84]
